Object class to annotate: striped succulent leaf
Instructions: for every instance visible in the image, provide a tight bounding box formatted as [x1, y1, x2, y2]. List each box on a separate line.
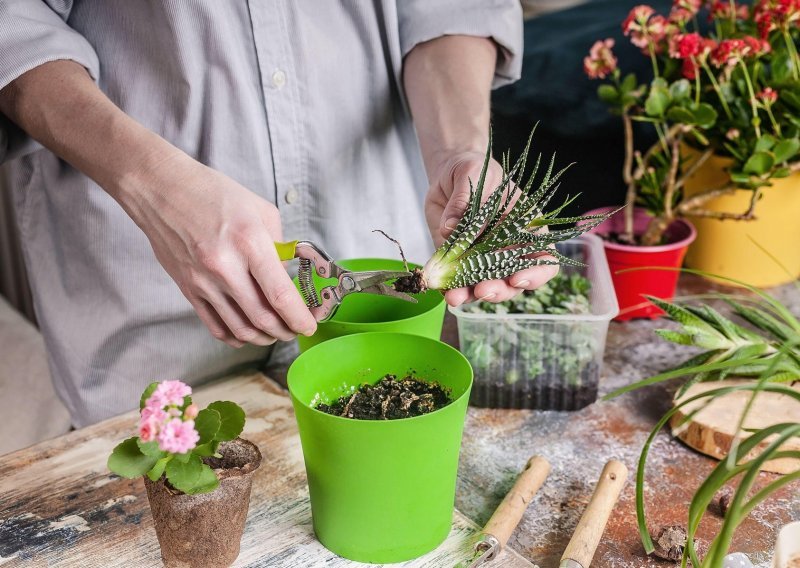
[414, 129, 613, 291]
[648, 295, 800, 392]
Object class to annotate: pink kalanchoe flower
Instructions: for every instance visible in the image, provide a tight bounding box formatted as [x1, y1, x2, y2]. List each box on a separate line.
[138, 415, 160, 442]
[623, 5, 656, 35]
[151, 380, 192, 408]
[157, 418, 200, 454]
[757, 87, 779, 103]
[184, 403, 200, 420]
[584, 38, 618, 79]
[140, 404, 168, 424]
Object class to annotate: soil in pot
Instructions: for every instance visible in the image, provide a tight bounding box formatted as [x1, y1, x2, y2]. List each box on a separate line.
[316, 374, 451, 419]
[144, 438, 262, 568]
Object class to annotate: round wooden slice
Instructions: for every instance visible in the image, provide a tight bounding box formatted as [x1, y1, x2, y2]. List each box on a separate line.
[671, 379, 800, 474]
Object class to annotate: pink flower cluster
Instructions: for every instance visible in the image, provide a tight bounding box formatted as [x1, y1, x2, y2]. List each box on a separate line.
[584, 39, 618, 79]
[139, 380, 200, 454]
[623, 5, 671, 51]
[671, 0, 703, 24]
[754, 0, 800, 39]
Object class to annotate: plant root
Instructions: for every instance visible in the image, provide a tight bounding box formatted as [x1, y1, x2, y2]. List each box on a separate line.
[393, 267, 426, 294]
[372, 229, 410, 272]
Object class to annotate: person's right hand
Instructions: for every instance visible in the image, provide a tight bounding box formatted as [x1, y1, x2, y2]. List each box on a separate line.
[125, 152, 317, 348]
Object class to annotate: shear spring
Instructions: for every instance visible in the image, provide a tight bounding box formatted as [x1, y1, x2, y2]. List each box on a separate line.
[298, 258, 321, 308]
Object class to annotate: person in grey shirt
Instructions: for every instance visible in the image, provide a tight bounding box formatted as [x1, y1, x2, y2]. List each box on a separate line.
[0, 1, 555, 427]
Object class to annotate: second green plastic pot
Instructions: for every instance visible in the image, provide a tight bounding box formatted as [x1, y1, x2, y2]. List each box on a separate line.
[295, 258, 446, 352]
[287, 332, 473, 563]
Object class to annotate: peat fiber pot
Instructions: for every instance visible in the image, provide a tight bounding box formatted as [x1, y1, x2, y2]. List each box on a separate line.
[586, 207, 696, 320]
[296, 258, 446, 352]
[682, 152, 800, 287]
[143, 438, 262, 568]
[287, 332, 473, 563]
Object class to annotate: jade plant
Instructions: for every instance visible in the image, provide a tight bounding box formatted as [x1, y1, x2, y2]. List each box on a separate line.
[107, 380, 245, 494]
[585, 1, 800, 245]
[393, 129, 611, 293]
[607, 276, 800, 566]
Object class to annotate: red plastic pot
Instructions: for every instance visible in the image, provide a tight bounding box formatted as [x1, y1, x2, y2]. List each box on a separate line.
[584, 207, 696, 320]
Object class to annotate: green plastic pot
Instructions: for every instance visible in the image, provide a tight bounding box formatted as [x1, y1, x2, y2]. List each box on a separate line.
[287, 332, 473, 563]
[295, 258, 446, 352]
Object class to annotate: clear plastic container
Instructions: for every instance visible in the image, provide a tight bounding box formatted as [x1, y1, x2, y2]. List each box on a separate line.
[450, 234, 618, 410]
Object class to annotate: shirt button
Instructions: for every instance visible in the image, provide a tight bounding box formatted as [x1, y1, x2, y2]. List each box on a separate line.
[271, 69, 286, 89]
[285, 187, 299, 204]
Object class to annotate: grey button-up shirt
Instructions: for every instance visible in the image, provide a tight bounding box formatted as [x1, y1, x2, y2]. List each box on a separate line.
[0, 0, 522, 426]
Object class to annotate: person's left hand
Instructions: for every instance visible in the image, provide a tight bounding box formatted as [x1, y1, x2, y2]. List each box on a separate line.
[424, 150, 559, 307]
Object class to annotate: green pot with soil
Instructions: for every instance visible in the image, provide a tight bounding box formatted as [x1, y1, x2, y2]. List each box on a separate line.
[144, 438, 262, 568]
[287, 332, 472, 563]
[295, 258, 446, 352]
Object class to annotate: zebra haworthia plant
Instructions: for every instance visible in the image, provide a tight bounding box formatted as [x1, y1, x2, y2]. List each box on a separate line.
[394, 129, 612, 294]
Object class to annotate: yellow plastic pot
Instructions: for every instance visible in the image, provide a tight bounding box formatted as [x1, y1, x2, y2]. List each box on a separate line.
[682, 152, 800, 287]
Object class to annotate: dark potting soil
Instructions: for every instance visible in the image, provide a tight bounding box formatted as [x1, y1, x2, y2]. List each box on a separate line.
[393, 268, 426, 294]
[316, 374, 451, 420]
[605, 231, 668, 247]
[469, 362, 600, 410]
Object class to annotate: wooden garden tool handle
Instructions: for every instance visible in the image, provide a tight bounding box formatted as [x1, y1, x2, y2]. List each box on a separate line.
[483, 455, 551, 548]
[560, 460, 629, 568]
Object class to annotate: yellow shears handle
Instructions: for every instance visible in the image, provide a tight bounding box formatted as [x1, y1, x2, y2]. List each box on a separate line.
[274, 240, 299, 262]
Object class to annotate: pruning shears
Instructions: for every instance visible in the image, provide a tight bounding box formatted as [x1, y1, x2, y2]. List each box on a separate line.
[274, 240, 417, 322]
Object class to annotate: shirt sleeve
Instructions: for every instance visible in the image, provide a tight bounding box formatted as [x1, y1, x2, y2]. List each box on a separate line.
[397, 0, 523, 88]
[0, 0, 100, 164]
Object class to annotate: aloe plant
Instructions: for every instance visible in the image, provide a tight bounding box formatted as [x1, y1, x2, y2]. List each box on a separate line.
[607, 279, 800, 567]
[393, 129, 611, 293]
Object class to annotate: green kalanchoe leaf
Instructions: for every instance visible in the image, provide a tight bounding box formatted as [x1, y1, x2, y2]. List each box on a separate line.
[108, 437, 160, 479]
[139, 382, 159, 411]
[166, 454, 220, 495]
[195, 408, 222, 444]
[208, 401, 246, 441]
[147, 456, 171, 482]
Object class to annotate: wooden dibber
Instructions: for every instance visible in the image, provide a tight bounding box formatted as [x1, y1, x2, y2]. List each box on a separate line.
[464, 456, 551, 567]
[560, 460, 629, 568]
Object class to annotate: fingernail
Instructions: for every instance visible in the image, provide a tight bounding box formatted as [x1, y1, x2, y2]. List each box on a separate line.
[444, 217, 460, 231]
[478, 292, 496, 301]
[515, 280, 530, 289]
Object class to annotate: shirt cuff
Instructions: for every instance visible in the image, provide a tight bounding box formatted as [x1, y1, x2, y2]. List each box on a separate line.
[398, 0, 524, 88]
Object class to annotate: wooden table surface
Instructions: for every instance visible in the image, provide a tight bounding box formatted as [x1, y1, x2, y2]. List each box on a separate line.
[0, 374, 531, 568]
[2, 276, 798, 567]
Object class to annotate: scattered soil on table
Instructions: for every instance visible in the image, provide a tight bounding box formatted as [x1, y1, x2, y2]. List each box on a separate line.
[393, 268, 426, 294]
[316, 374, 450, 420]
[652, 525, 689, 562]
[714, 487, 733, 517]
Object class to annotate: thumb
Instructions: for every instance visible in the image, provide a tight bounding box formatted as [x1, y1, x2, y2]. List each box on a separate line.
[439, 161, 503, 239]
[439, 183, 472, 240]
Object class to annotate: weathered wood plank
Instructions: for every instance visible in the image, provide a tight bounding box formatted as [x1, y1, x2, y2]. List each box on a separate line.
[0, 373, 532, 568]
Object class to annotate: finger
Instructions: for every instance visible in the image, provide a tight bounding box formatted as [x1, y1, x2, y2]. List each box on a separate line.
[248, 242, 317, 336]
[507, 262, 560, 290]
[439, 161, 503, 239]
[189, 296, 244, 348]
[444, 287, 474, 307]
[473, 279, 522, 303]
[205, 291, 278, 346]
[228, 274, 298, 342]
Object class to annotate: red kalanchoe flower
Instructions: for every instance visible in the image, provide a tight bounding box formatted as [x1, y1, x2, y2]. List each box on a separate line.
[710, 37, 764, 66]
[756, 87, 779, 104]
[669, 32, 704, 58]
[623, 5, 660, 50]
[709, 1, 750, 20]
[755, 0, 800, 35]
[671, 0, 703, 22]
[584, 38, 618, 79]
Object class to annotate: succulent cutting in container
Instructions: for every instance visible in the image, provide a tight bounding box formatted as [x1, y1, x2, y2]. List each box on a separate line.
[392, 129, 612, 294]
